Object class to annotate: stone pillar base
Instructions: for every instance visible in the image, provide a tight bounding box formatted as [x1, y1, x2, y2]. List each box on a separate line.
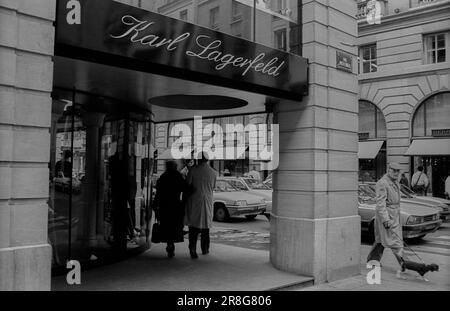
[270, 215, 361, 284]
[0, 244, 51, 291]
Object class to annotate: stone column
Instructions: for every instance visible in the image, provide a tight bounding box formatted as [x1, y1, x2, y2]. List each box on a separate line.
[0, 0, 56, 290]
[270, 0, 360, 283]
[80, 112, 105, 248]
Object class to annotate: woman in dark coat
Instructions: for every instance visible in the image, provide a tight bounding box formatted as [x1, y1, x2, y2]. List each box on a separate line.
[153, 161, 188, 258]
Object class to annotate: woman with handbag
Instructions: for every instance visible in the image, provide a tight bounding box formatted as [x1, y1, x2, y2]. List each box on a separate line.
[153, 161, 189, 258]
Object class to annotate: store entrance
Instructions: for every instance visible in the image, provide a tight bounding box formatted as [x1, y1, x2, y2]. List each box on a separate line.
[49, 53, 273, 270]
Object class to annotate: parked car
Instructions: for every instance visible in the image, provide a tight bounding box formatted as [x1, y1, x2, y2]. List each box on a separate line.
[221, 177, 272, 219]
[213, 179, 267, 222]
[264, 174, 272, 188]
[358, 183, 442, 240]
[361, 182, 449, 222]
[400, 184, 450, 221]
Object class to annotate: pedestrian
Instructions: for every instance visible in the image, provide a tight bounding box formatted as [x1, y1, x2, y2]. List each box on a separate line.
[248, 166, 261, 181]
[445, 171, 450, 200]
[411, 166, 429, 196]
[185, 152, 217, 259]
[367, 162, 409, 279]
[153, 161, 189, 258]
[399, 173, 409, 188]
[55, 150, 73, 178]
[180, 158, 194, 180]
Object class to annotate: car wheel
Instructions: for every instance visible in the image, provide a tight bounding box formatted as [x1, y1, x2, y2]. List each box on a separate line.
[245, 215, 257, 220]
[214, 204, 229, 222]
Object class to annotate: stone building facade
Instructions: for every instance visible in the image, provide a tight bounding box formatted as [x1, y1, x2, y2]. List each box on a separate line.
[0, 0, 361, 290]
[357, 0, 450, 197]
[0, 0, 56, 290]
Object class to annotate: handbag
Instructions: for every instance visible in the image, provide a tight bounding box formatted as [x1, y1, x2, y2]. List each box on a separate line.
[151, 222, 161, 243]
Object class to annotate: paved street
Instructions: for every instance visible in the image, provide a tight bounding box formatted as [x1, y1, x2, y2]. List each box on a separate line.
[212, 216, 450, 256]
[210, 215, 450, 289]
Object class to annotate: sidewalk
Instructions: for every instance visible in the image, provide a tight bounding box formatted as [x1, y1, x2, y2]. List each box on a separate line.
[52, 241, 313, 291]
[298, 245, 450, 291]
[52, 241, 449, 291]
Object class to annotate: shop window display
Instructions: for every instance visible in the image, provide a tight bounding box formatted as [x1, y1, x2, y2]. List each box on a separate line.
[411, 92, 450, 198]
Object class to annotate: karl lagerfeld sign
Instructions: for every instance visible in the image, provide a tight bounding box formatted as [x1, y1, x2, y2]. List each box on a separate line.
[55, 0, 308, 99]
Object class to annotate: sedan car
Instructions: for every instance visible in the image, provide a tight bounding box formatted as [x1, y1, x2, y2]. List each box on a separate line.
[361, 182, 450, 222]
[221, 177, 272, 219]
[213, 179, 267, 222]
[400, 184, 450, 221]
[358, 183, 442, 240]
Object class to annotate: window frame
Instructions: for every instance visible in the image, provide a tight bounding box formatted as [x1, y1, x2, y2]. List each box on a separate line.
[423, 32, 449, 64]
[209, 6, 220, 29]
[274, 28, 287, 52]
[359, 44, 378, 74]
[179, 9, 188, 21]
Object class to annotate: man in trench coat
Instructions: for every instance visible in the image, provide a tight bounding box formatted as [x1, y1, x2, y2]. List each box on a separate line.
[185, 152, 217, 259]
[367, 162, 408, 278]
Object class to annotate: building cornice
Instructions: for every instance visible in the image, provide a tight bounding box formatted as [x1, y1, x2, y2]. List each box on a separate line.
[358, 0, 450, 36]
[359, 61, 450, 83]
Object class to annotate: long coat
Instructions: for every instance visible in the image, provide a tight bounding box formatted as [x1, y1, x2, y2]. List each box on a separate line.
[185, 163, 217, 229]
[374, 174, 403, 248]
[154, 170, 188, 243]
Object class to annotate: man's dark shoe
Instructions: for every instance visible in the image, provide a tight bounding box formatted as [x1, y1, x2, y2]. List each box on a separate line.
[202, 249, 209, 255]
[190, 251, 198, 259]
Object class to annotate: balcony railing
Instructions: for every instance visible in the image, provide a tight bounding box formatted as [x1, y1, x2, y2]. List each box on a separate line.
[356, 0, 387, 21]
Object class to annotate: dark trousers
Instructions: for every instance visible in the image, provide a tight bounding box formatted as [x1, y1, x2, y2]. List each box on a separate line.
[367, 243, 405, 269]
[188, 227, 210, 253]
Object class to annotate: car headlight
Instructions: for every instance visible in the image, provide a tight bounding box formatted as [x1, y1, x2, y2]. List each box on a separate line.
[235, 200, 247, 207]
[440, 205, 449, 212]
[260, 198, 266, 204]
[406, 216, 422, 225]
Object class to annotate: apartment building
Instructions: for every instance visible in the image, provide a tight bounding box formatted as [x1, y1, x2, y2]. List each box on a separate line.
[357, 0, 450, 198]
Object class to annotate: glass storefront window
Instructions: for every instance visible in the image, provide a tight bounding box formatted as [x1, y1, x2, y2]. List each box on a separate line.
[412, 92, 450, 137]
[49, 97, 153, 268]
[359, 100, 386, 140]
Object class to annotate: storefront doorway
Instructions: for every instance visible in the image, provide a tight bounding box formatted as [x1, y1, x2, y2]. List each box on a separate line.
[49, 0, 308, 270]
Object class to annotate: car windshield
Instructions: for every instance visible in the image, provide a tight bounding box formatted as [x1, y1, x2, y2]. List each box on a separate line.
[400, 184, 415, 198]
[244, 178, 271, 190]
[215, 180, 239, 192]
[358, 185, 376, 204]
[230, 179, 249, 191]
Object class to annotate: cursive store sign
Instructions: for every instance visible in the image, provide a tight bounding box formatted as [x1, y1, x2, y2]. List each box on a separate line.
[55, 0, 308, 100]
[110, 16, 286, 79]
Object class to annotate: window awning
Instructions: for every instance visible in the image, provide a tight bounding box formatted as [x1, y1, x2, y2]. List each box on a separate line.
[405, 139, 450, 156]
[358, 141, 384, 159]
